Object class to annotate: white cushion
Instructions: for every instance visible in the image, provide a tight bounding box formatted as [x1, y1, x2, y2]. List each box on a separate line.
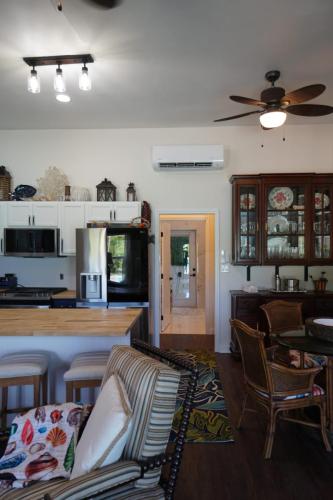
[64, 365, 106, 381]
[71, 352, 110, 367]
[0, 353, 48, 378]
[70, 374, 132, 479]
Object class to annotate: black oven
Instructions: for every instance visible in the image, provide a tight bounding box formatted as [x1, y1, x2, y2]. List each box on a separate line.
[4, 228, 59, 257]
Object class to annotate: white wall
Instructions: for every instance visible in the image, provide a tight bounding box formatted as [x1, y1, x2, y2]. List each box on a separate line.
[0, 124, 332, 352]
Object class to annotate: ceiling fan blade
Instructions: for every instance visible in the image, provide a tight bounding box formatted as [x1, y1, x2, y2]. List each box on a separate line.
[230, 95, 266, 107]
[82, 0, 120, 8]
[286, 104, 333, 117]
[214, 110, 261, 122]
[282, 84, 326, 105]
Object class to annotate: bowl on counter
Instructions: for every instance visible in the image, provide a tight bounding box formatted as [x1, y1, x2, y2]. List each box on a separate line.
[307, 317, 333, 342]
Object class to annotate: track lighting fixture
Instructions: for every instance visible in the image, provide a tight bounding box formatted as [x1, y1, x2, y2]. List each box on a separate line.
[23, 54, 94, 97]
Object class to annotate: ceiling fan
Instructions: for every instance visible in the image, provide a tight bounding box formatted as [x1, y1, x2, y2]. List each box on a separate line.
[56, 0, 120, 11]
[214, 71, 333, 129]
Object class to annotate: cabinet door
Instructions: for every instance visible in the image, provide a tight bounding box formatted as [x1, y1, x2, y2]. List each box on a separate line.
[310, 182, 333, 264]
[0, 202, 7, 255]
[85, 203, 113, 224]
[113, 202, 141, 222]
[7, 203, 32, 226]
[59, 203, 85, 255]
[32, 203, 58, 227]
[232, 181, 260, 264]
[263, 179, 309, 265]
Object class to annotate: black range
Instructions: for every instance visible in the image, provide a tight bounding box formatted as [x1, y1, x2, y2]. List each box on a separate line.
[0, 287, 67, 307]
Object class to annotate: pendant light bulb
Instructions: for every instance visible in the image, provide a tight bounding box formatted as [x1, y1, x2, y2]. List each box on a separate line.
[54, 66, 66, 93]
[27, 67, 40, 94]
[79, 64, 92, 91]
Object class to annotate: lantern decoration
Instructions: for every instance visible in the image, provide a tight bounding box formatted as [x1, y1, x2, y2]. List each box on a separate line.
[126, 182, 136, 202]
[96, 178, 116, 201]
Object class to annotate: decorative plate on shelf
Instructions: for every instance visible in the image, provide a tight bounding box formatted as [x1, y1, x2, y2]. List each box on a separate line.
[314, 192, 330, 210]
[240, 193, 255, 210]
[267, 236, 288, 248]
[268, 215, 289, 233]
[269, 187, 294, 209]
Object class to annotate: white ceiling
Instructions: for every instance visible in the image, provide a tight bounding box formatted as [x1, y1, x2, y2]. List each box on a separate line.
[0, 0, 332, 129]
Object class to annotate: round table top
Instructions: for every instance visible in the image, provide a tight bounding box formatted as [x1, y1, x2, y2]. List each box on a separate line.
[277, 336, 333, 356]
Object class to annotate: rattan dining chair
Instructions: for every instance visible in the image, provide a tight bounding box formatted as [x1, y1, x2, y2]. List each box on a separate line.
[260, 300, 305, 338]
[230, 319, 331, 459]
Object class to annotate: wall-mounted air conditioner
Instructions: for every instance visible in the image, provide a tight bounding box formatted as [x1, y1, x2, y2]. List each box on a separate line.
[152, 144, 224, 171]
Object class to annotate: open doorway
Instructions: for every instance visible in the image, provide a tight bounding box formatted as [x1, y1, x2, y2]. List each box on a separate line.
[158, 213, 216, 350]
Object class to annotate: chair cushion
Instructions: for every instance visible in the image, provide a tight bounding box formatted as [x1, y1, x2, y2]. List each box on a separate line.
[64, 352, 109, 382]
[257, 383, 325, 401]
[71, 374, 132, 479]
[0, 403, 83, 491]
[289, 350, 327, 368]
[101, 345, 180, 488]
[275, 327, 306, 338]
[0, 461, 141, 499]
[0, 353, 48, 378]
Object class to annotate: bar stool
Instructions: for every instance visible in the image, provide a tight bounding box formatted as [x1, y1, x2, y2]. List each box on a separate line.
[64, 351, 109, 403]
[0, 352, 48, 430]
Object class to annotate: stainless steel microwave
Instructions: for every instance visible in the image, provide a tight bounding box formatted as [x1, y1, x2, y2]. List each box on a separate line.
[4, 228, 59, 257]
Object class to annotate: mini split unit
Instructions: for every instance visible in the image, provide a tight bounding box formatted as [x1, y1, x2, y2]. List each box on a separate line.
[152, 145, 224, 171]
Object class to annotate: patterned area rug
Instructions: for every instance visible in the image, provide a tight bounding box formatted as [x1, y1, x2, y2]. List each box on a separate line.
[169, 350, 234, 443]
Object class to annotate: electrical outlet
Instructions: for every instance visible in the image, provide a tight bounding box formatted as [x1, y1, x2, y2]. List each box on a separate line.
[60, 273, 64, 280]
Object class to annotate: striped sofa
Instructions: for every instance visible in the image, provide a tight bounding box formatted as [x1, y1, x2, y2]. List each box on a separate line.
[0, 344, 184, 500]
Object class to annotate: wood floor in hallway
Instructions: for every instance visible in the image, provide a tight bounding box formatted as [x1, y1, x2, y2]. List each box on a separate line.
[162, 307, 206, 334]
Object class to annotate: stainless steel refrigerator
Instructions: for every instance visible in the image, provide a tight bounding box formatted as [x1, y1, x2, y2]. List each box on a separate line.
[76, 228, 107, 305]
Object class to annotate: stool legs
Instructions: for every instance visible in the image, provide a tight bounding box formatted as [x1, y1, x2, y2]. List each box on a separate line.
[75, 388, 81, 402]
[66, 382, 74, 403]
[1, 387, 8, 430]
[42, 372, 48, 406]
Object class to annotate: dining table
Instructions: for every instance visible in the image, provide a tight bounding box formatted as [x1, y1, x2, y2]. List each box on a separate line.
[277, 317, 333, 432]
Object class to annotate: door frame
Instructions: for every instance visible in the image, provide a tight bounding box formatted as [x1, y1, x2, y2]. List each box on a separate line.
[153, 208, 220, 352]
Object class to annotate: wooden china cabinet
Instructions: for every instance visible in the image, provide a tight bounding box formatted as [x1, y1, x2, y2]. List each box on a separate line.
[230, 173, 333, 267]
[230, 173, 333, 355]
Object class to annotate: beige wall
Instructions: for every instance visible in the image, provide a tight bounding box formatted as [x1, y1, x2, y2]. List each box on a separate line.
[0, 123, 332, 351]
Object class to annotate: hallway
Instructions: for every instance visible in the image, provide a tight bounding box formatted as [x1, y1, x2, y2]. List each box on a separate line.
[162, 307, 206, 334]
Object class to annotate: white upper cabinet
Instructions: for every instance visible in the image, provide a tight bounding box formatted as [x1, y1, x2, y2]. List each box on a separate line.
[58, 203, 85, 255]
[85, 202, 141, 225]
[113, 202, 141, 222]
[6, 202, 58, 227]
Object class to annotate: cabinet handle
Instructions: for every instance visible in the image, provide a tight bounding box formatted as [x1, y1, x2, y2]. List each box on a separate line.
[61, 238, 64, 253]
[33, 215, 35, 225]
[110, 210, 112, 220]
[114, 210, 116, 220]
[28, 215, 31, 225]
[0, 239, 2, 253]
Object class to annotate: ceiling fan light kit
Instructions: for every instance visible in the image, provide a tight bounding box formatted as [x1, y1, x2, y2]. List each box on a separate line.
[259, 110, 287, 129]
[214, 70, 333, 129]
[24, 54, 94, 101]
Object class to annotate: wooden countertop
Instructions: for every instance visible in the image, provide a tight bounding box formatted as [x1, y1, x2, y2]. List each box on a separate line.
[52, 290, 76, 299]
[0, 308, 142, 337]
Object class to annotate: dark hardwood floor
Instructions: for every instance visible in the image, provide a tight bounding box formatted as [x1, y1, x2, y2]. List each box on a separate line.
[174, 354, 333, 500]
[160, 333, 214, 351]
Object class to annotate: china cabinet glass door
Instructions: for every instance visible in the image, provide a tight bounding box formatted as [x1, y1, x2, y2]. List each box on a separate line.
[264, 184, 307, 264]
[311, 184, 332, 262]
[236, 184, 260, 264]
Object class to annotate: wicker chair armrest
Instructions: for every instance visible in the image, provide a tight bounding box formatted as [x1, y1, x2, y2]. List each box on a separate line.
[268, 361, 322, 395]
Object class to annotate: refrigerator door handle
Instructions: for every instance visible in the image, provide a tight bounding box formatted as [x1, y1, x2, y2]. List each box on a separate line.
[110, 210, 112, 220]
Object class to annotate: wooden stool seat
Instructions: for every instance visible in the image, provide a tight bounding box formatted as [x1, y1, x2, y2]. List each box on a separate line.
[0, 352, 48, 430]
[64, 351, 109, 402]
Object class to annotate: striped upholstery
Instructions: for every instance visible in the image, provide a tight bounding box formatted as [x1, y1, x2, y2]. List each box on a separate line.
[0, 353, 48, 378]
[0, 461, 141, 499]
[101, 345, 180, 488]
[0, 346, 180, 499]
[64, 351, 109, 381]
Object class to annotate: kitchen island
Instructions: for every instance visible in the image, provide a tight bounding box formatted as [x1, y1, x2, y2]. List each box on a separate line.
[0, 307, 142, 405]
